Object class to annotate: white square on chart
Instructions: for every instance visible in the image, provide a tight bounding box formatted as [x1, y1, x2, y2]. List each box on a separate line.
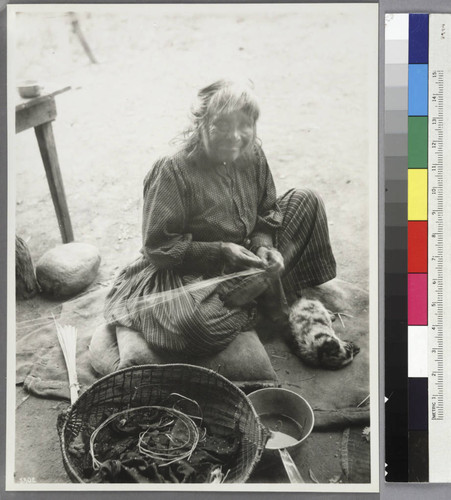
[385, 13, 409, 41]
[408, 325, 428, 378]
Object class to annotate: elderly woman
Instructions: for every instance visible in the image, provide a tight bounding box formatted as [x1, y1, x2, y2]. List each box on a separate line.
[104, 79, 336, 356]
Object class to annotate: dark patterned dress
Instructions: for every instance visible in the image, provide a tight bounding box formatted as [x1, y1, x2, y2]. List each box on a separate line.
[104, 144, 336, 355]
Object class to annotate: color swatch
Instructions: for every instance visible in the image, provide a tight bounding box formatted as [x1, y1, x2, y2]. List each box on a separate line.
[385, 13, 409, 482]
[385, 13, 430, 482]
[386, 13, 451, 483]
[407, 13, 429, 482]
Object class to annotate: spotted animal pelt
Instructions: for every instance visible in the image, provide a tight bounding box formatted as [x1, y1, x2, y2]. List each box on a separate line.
[288, 298, 360, 370]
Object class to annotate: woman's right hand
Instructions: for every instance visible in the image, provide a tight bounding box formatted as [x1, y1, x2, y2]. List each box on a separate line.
[221, 242, 264, 270]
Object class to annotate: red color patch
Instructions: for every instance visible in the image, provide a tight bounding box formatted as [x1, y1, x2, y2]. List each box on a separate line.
[408, 221, 428, 273]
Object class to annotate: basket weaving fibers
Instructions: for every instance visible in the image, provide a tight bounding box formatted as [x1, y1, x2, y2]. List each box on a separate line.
[58, 363, 266, 483]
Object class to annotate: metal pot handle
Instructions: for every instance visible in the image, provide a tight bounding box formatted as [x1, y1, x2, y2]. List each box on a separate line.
[278, 448, 305, 483]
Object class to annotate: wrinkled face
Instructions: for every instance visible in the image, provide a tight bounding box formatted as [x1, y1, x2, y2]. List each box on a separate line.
[202, 110, 255, 164]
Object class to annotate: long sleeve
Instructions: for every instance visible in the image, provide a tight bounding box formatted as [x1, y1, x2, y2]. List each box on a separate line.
[249, 146, 283, 250]
[141, 157, 223, 271]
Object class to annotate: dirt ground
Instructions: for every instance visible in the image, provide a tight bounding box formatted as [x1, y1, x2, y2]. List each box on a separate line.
[12, 5, 377, 485]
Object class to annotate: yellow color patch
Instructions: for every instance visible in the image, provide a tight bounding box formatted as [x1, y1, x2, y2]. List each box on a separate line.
[408, 169, 428, 220]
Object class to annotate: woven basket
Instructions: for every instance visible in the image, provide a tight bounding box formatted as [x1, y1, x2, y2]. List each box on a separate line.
[58, 363, 266, 483]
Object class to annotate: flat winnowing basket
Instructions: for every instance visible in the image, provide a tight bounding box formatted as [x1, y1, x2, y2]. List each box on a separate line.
[58, 363, 265, 483]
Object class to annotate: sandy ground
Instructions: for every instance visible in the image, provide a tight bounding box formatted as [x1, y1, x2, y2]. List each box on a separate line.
[11, 5, 377, 485]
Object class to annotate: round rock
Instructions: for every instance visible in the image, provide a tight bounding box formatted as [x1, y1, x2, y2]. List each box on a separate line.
[36, 242, 101, 298]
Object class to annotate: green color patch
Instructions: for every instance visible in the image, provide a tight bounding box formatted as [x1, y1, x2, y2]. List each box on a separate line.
[408, 116, 428, 168]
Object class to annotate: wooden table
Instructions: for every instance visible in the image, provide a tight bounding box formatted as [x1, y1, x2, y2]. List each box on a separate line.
[16, 87, 74, 243]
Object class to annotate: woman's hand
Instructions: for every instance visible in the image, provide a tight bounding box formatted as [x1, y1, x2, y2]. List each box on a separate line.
[256, 246, 285, 275]
[221, 242, 264, 270]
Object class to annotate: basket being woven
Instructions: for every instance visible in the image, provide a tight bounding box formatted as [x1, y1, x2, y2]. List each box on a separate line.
[58, 363, 265, 483]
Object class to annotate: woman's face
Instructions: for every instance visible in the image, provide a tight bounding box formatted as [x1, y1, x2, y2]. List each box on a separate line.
[202, 110, 255, 164]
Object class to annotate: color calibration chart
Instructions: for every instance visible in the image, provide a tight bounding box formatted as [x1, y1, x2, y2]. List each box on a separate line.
[385, 13, 451, 482]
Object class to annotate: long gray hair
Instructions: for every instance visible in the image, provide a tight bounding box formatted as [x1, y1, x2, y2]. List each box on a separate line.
[176, 79, 261, 160]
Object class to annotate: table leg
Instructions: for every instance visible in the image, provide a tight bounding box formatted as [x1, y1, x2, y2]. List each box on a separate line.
[34, 122, 74, 243]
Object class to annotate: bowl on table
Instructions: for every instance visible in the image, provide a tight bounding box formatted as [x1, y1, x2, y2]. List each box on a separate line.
[17, 80, 42, 99]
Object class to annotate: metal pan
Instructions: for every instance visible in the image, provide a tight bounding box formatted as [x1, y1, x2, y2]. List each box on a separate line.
[249, 388, 315, 483]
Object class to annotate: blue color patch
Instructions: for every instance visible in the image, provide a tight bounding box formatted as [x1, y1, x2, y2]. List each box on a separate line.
[408, 64, 428, 116]
[409, 14, 429, 64]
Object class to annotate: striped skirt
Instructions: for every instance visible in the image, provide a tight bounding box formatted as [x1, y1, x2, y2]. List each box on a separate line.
[104, 188, 336, 355]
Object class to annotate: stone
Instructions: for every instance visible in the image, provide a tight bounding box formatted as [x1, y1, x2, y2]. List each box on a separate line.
[36, 242, 101, 298]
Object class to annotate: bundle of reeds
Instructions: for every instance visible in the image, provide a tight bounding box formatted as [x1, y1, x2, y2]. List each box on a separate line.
[53, 317, 79, 404]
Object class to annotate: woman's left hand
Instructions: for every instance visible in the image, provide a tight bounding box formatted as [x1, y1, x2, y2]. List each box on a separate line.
[256, 247, 285, 275]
